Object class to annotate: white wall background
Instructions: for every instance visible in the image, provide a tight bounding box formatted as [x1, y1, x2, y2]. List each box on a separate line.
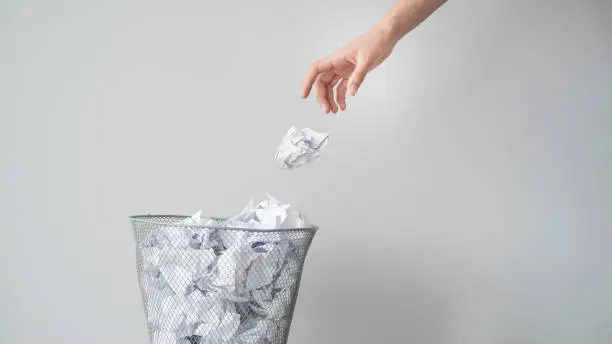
[1, 0, 611, 343]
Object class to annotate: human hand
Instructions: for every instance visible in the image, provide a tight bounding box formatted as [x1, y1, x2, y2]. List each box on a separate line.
[300, 24, 398, 114]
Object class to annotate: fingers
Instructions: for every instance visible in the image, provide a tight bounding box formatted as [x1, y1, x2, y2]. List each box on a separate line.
[301, 59, 333, 99]
[347, 55, 370, 96]
[314, 72, 341, 114]
[302, 56, 353, 113]
[327, 75, 341, 114]
[336, 78, 348, 111]
[315, 77, 330, 113]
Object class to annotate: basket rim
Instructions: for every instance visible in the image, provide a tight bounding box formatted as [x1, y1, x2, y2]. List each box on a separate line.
[129, 214, 319, 233]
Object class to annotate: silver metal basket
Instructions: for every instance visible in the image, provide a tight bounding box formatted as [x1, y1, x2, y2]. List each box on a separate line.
[130, 215, 317, 344]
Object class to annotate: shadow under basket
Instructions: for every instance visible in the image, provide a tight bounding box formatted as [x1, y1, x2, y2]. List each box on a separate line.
[130, 215, 317, 344]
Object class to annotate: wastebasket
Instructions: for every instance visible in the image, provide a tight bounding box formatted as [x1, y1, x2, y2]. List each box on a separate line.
[130, 215, 317, 344]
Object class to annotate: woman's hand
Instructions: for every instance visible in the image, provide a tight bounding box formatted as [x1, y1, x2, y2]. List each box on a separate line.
[300, 24, 398, 114]
[300, 0, 447, 114]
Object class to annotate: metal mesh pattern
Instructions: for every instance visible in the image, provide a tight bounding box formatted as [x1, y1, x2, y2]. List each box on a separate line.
[130, 215, 316, 344]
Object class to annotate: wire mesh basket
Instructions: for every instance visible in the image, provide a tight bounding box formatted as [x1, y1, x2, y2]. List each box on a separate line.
[130, 215, 317, 344]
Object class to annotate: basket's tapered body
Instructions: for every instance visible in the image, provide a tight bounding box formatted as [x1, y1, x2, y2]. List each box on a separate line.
[130, 215, 316, 344]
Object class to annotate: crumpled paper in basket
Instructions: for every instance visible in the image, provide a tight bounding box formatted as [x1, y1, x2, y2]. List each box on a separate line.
[139, 195, 313, 344]
[274, 127, 329, 169]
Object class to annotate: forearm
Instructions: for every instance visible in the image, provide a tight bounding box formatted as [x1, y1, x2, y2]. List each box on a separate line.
[378, 0, 447, 43]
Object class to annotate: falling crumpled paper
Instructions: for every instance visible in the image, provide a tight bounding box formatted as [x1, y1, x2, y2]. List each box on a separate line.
[274, 127, 329, 169]
[138, 195, 315, 344]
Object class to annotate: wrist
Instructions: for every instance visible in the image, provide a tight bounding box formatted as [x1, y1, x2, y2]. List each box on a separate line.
[376, 15, 406, 45]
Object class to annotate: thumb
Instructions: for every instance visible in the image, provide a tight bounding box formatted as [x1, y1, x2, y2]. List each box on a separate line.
[347, 55, 371, 96]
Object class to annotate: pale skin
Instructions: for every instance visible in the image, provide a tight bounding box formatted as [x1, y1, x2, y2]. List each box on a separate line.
[301, 0, 448, 113]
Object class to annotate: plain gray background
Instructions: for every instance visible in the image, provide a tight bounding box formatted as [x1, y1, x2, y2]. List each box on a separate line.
[1, 0, 611, 343]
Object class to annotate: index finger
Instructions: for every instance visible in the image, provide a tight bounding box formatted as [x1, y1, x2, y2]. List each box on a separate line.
[301, 60, 333, 99]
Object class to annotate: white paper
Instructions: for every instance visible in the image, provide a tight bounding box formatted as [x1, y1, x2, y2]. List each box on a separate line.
[237, 318, 275, 344]
[246, 240, 289, 291]
[281, 208, 311, 229]
[274, 127, 329, 169]
[209, 241, 258, 292]
[160, 226, 191, 248]
[140, 195, 315, 344]
[146, 282, 174, 326]
[194, 299, 225, 337]
[274, 254, 300, 290]
[209, 302, 241, 341]
[160, 265, 193, 296]
[141, 247, 161, 270]
[225, 195, 311, 230]
[263, 287, 292, 319]
[156, 294, 187, 331]
[183, 291, 205, 325]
